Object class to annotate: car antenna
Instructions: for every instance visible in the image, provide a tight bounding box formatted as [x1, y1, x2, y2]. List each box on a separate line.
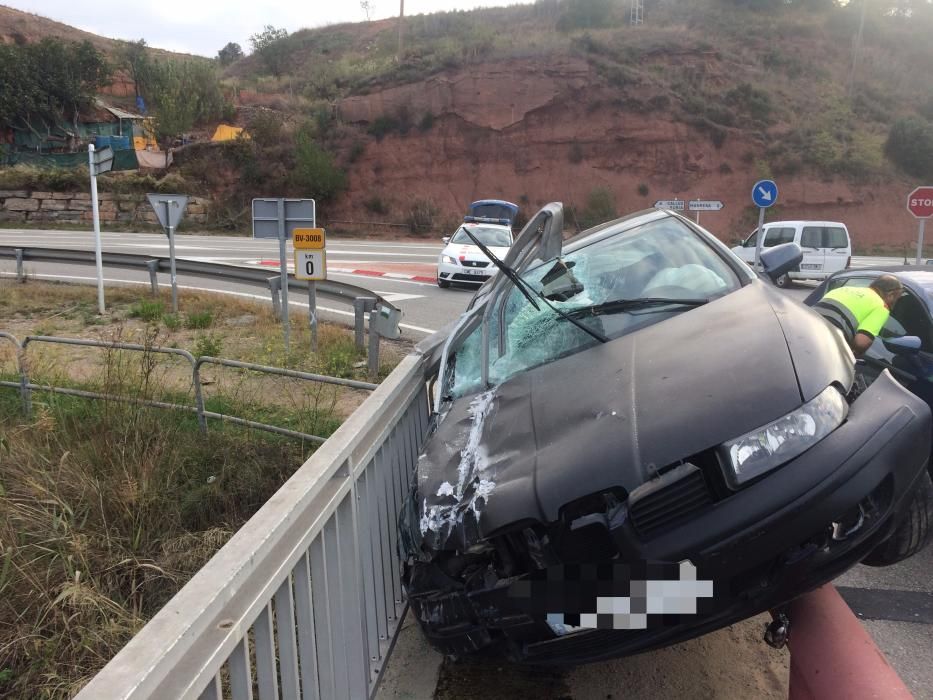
[461, 228, 608, 344]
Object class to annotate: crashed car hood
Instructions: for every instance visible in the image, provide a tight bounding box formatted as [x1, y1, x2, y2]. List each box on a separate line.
[414, 283, 852, 553]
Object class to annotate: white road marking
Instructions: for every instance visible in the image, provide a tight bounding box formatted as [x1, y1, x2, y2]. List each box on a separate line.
[375, 292, 424, 303]
[0, 273, 437, 335]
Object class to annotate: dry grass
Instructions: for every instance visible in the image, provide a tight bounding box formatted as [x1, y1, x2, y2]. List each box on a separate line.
[0, 280, 409, 697]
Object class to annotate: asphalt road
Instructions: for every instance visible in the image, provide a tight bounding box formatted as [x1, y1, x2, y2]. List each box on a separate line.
[2, 228, 930, 696]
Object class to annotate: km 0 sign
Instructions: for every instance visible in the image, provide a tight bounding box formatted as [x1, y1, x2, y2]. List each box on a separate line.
[907, 186, 933, 219]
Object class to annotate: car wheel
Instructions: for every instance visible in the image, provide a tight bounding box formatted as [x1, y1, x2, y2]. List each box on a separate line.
[437, 276, 451, 289]
[774, 274, 791, 289]
[862, 471, 933, 567]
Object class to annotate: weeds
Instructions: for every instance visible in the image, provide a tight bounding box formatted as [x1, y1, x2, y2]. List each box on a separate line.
[129, 300, 165, 323]
[162, 313, 182, 331]
[185, 310, 214, 330]
[194, 333, 223, 358]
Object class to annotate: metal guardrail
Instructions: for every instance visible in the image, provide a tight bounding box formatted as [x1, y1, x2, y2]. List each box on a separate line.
[73, 331, 444, 699]
[0, 246, 396, 350]
[0, 332, 377, 444]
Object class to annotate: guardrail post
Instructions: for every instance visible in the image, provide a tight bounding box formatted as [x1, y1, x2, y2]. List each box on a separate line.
[18, 337, 31, 416]
[268, 277, 282, 319]
[354, 298, 376, 351]
[367, 312, 380, 380]
[191, 355, 208, 434]
[146, 260, 160, 297]
[15, 248, 24, 283]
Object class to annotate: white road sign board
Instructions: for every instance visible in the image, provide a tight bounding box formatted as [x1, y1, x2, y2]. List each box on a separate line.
[654, 200, 685, 211]
[689, 200, 724, 211]
[295, 250, 327, 280]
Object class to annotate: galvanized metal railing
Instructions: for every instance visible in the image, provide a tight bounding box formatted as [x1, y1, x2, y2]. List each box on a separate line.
[0, 332, 377, 444]
[73, 333, 444, 699]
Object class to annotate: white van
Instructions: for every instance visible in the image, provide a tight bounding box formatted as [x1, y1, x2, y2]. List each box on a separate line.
[731, 220, 851, 287]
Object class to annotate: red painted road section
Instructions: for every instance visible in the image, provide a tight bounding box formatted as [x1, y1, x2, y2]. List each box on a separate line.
[787, 585, 912, 699]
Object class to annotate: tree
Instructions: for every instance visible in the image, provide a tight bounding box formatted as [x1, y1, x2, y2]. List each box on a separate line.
[147, 59, 232, 145]
[119, 39, 151, 100]
[885, 117, 933, 179]
[360, 0, 374, 20]
[249, 25, 289, 76]
[292, 121, 347, 202]
[217, 42, 243, 66]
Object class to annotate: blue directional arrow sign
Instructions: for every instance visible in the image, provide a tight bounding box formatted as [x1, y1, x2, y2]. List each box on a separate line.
[752, 179, 778, 208]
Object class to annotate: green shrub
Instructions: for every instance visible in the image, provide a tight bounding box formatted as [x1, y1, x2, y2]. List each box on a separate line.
[292, 122, 347, 202]
[419, 112, 436, 132]
[193, 332, 222, 358]
[637, 183, 650, 197]
[162, 313, 182, 330]
[556, 0, 615, 31]
[129, 300, 165, 322]
[185, 310, 214, 329]
[363, 195, 390, 216]
[568, 143, 584, 164]
[578, 188, 617, 230]
[885, 117, 933, 178]
[406, 199, 440, 234]
[368, 115, 398, 141]
[725, 83, 774, 124]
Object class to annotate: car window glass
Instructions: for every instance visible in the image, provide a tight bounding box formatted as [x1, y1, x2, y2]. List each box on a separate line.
[743, 229, 758, 247]
[763, 227, 795, 247]
[843, 277, 873, 288]
[824, 227, 848, 249]
[451, 226, 512, 247]
[801, 227, 821, 248]
[890, 291, 933, 351]
[450, 218, 741, 396]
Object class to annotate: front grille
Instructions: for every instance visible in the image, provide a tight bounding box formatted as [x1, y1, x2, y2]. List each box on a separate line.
[628, 464, 713, 538]
[462, 260, 489, 268]
[452, 273, 489, 282]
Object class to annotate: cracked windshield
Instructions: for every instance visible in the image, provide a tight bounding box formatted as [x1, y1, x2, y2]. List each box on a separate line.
[452, 217, 741, 396]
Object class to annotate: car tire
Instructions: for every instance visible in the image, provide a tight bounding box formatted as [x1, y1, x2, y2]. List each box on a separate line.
[774, 274, 791, 289]
[437, 276, 451, 289]
[862, 471, 933, 567]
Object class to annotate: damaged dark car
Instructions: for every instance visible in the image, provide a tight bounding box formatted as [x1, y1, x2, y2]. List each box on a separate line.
[399, 204, 933, 665]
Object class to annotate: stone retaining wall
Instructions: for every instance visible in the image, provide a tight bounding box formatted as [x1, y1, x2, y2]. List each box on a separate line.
[0, 190, 210, 226]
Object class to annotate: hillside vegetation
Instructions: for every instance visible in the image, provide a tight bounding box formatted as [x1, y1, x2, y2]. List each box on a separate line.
[4, 0, 933, 244]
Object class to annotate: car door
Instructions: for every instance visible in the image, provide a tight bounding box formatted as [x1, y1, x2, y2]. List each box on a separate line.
[799, 226, 825, 274]
[863, 289, 933, 406]
[820, 226, 850, 274]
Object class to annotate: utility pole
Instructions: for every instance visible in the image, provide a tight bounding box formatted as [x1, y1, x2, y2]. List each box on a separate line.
[630, 0, 644, 26]
[397, 0, 405, 60]
[848, 0, 868, 98]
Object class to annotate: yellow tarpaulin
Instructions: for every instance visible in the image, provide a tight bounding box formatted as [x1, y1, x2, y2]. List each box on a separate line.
[133, 135, 158, 150]
[211, 124, 248, 142]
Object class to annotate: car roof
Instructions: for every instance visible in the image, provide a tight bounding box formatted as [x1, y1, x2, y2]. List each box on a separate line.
[764, 220, 848, 228]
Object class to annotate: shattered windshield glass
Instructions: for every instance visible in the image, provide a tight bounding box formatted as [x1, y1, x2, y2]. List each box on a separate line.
[451, 217, 739, 397]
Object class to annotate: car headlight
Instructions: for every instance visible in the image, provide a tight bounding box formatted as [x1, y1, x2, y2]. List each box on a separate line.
[721, 385, 848, 487]
[441, 255, 458, 265]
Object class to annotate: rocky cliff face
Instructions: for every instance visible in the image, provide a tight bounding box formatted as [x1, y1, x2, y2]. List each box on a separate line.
[332, 55, 915, 251]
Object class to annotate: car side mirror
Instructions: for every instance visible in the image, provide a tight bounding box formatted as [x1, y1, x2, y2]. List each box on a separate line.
[882, 335, 922, 355]
[442, 237, 450, 244]
[759, 242, 803, 283]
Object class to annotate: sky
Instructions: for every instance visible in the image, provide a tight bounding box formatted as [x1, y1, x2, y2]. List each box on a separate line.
[6, 0, 530, 57]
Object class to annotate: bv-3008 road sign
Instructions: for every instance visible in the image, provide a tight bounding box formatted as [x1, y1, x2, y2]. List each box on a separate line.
[293, 228, 326, 249]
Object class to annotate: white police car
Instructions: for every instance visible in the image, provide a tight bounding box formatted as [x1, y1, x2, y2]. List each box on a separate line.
[436, 222, 513, 288]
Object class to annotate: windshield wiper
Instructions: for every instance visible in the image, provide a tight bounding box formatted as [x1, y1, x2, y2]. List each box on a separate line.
[567, 297, 710, 319]
[461, 228, 608, 343]
[461, 228, 540, 311]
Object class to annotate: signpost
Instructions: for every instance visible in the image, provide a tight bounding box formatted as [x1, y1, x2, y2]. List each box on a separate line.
[293, 227, 327, 351]
[88, 144, 113, 314]
[907, 186, 933, 264]
[654, 200, 685, 211]
[751, 179, 778, 271]
[252, 198, 316, 355]
[146, 194, 189, 313]
[688, 199, 724, 225]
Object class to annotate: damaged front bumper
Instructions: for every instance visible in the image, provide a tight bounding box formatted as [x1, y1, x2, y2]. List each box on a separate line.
[400, 371, 931, 664]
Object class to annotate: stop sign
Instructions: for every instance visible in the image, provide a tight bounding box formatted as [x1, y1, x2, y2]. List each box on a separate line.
[907, 186, 933, 218]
